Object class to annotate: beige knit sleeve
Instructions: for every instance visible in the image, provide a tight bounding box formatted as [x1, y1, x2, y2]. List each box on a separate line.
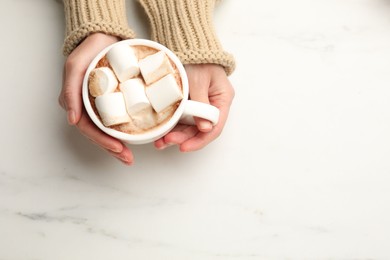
[138, 0, 236, 75]
[63, 0, 135, 56]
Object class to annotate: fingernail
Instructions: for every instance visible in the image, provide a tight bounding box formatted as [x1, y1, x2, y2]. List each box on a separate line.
[116, 157, 132, 165]
[122, 159, 133, 166]
[122, 158, 133, 166]
[157, 143, 174, 150]
[116, 154, 132, 165]
[67, 110, 76, 125]
[199, 121, 212, 132]
[110, 145, 123, 153]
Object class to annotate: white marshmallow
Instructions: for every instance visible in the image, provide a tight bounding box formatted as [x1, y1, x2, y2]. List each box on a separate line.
[145, 74, 183, 113]
[88, 67, 118, 97]
[130, 106, 158, 130]
[139, 51, 175, 85]
[95, 92, 131, 126]
[120, 78, 151, 115]
[106, 44, 139, 82]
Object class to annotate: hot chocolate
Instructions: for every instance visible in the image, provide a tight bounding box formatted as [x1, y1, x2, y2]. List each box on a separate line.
[83, 39, 219, 145]
[88, 44, 183, 135]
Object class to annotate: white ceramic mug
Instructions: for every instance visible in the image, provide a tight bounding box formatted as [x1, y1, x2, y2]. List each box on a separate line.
[82, 39, 220, 144]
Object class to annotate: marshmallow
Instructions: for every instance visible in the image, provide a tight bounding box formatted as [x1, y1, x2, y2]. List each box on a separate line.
[88, 67, 118, 97]
[130, 106, 158, 130]
[145, 74, 183, 113]
[95, 92, 131, 126]
[139, 51, 175, 85]
[120, 78, 151, 115]
[106, 44, 139, 82]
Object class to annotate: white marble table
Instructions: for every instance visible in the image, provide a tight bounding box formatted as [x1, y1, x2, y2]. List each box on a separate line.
[1, 0, 390, 259]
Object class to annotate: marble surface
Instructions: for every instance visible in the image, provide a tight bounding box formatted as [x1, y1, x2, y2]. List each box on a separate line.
[1, 0, 390, 259]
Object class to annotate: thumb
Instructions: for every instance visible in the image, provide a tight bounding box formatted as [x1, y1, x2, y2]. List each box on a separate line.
[186, 66, 213, 132]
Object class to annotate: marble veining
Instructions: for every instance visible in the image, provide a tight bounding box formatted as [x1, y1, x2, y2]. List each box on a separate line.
[1, 0, 390, 259]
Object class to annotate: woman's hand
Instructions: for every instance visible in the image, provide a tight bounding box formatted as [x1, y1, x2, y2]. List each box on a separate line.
[154, 64, 235, 152]
[58, 33, 134, 165]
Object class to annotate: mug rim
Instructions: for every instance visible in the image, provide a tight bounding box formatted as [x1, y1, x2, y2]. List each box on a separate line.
[82, 39, 189, 144]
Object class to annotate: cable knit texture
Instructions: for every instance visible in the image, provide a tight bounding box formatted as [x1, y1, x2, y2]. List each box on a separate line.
[63, 0, 135, 56]
[138, 0, 236, 75]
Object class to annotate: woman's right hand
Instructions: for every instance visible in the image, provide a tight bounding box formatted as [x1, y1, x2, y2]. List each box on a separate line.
[58, 33, 134, 165]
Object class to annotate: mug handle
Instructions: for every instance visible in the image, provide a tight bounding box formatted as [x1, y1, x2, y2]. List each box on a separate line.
[179, 100, 220, 126]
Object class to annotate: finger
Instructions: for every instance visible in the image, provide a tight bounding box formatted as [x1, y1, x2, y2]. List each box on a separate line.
[186, 66, 213, 132]
[179, 99, 230, 152]
[58, 66, 67, 110]
[77, 111, 125, 153]
[179, 132, 210, 152]
[107, 148, 134, 166]
[163, 125, 199, 145]
[154, 138, 176, 150]
[179, 127, 222, 152]
[154, 124, 190, 149]
[154, 138, 168, 150]
[61, 60, 85, 125]
[77, 113, 135, 164]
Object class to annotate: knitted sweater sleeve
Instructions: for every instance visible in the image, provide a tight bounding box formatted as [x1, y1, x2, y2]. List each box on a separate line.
[138, 0, 236, 75]
[62, 0, 135, 56]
